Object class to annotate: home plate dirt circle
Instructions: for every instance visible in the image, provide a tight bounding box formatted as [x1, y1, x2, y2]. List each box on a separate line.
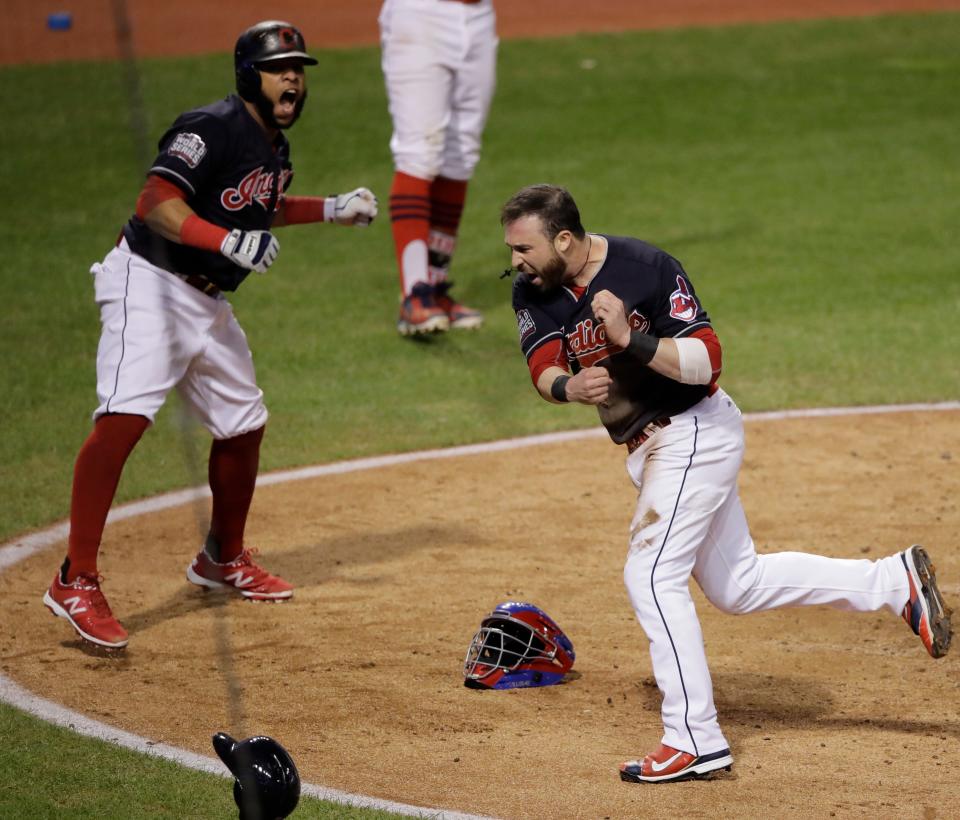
[2, 406, 958, 818]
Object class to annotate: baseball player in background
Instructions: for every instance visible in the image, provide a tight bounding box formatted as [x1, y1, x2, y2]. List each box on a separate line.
[42, 21, 378, 650]
[502, 184, 953, 784]
[379, 0, 497, 335]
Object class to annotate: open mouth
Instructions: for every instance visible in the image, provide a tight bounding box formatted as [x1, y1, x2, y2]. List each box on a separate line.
[278, 88, 299, 116]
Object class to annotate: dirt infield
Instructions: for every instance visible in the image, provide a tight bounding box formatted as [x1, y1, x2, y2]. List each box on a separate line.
[4, 2, 960, 817]
[4, 0, 960, 64]
[3, 409, 959, 817]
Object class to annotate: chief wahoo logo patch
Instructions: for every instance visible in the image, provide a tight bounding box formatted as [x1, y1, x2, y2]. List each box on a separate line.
[669, 275, 698, 322]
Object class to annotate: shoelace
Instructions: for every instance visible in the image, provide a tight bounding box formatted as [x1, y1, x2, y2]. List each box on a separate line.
[73, 573, 115, 618]
[232, 547, 259, 566]
[225, 548, 271, 579]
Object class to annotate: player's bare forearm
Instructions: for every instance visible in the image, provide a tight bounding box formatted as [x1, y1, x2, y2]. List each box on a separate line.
[536, 365, 611, 405]
[143, 197, 199, 243]
[646, 338, 681, 381]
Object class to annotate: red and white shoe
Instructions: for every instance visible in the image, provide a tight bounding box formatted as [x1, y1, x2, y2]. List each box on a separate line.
[43, 571, 129, 649]
[434, 281, 483, 330]
[397, 282, 450, 336]
[619, 744, 733, 784]
[901, 545, 952, 658]
[186, 548, 293, 601]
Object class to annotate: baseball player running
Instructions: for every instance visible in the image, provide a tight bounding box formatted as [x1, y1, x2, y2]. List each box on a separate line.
[43, 21, 378, 650]
[502, 184, 953, 784]
[379, 0, 497, 335]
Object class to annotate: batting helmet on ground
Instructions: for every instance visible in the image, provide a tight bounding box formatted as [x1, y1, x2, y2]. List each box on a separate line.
[463, 601, 575, 689]
[213, 732, 300, 820]
[234, 21, 318, 101]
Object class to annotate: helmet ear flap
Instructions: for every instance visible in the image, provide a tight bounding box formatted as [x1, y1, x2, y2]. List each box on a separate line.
[236, 62, 261, 101]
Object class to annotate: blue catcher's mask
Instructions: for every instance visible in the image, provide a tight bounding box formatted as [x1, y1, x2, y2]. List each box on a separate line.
[463, 601, 575, 690]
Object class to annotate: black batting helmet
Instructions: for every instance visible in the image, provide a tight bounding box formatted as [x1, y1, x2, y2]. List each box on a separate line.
[213, 732, 301, 820]
[234, 21, 318, 101]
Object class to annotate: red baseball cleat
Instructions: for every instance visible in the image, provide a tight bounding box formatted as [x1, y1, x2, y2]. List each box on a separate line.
[619, 744, 733, 784]
[901, 545, 952, 658]
[43, 571, 129, 649]
[186, 547, 293, 601]
[434, 281, 483, 330]
[397, 282, 450, 336]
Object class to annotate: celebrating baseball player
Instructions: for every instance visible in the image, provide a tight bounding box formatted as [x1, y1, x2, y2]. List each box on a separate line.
[42, 21, 378, 650]
[379, 0, 497, 335]
[502, 184, 953, 784]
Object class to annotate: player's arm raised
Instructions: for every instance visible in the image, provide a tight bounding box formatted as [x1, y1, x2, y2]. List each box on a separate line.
[273, 188, 379, 228]
[591, 288, 720, 386]
[136, 175, 278, 273]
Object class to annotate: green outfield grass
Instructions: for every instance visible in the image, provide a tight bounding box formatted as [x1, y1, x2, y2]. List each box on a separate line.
[1, 12, 958, 817]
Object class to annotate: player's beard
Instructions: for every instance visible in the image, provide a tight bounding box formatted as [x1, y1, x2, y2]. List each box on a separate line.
[532, 251, 569, 292]
[255, 89, 308, 131]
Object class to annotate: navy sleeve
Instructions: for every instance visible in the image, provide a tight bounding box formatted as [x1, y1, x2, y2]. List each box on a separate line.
[650, 254, 712, 338]
[512, 276, 564, 360]
[147, 112, 229, 197]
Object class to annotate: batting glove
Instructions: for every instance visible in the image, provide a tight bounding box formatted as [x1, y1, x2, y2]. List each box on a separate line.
[324, 187, 378, 227]
[220, 229, 279, 273]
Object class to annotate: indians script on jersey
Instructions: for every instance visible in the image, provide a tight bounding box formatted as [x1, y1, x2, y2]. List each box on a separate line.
[222, 167, 293, 211]
[511, 234, 714, 445]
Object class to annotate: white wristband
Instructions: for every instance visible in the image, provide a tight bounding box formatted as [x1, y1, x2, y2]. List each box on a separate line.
[323, 196, 336, 223]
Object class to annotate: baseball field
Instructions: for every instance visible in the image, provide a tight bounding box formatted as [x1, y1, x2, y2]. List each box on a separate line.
[2, 2, 959, 817]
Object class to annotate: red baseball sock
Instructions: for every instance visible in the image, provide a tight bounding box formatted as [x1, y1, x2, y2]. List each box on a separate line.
[66, 413, 150, 581]
[428, 176, 468, 283]
[389, 170, 432, 295]
[207, 426, 265, 563]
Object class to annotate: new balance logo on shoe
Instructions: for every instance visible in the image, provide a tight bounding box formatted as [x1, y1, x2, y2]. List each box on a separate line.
[186, 547, 293, 601]
[224, 570, 256, 588]
[63, 595, 88, 616]
[42, 571, 129, 649]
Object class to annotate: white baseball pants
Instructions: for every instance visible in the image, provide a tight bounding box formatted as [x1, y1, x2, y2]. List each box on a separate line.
[379, 0, 498, 181]
[90, 240, 267, 439]
[623, 388, 910, 755]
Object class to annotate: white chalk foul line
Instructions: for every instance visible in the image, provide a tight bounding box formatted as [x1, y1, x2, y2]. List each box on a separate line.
[1, 399, 957, 817]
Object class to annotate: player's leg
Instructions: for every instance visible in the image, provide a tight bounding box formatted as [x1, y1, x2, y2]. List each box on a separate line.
[45, 247, 197, 647]
[380, 1, 452, 335]
[694, 492, 908, 615]
[621, 399, 741, 773]
[694, 491, 949, 655]
[689, 391, 946, 655]
[429, 2, 497, 329]
[691, 391, 951, 656]
[178, 300, 291, 601]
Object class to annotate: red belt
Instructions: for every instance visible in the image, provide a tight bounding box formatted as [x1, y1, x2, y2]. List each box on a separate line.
[175, 272, 220, 297]
[626, 417, 671, 454]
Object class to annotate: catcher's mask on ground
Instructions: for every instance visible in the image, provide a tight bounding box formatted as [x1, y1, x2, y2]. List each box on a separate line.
[213, 732, 300, 820]
[463, 601, 575, 689]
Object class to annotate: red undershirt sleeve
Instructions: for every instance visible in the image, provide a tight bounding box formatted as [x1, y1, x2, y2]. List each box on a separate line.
[280, 195, 328, 225]
[691, 327, 723, 385]
[135, 175, 186, 219]
[527, 339, 568, 386]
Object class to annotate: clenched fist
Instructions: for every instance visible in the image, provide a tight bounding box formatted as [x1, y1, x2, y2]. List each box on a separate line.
[220, 229, 279, 273]
[325, 187, 379, 227]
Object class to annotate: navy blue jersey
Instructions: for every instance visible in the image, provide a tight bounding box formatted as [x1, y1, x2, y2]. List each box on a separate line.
[123, 94, 292, 291]
[512, 234, 714, 444]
